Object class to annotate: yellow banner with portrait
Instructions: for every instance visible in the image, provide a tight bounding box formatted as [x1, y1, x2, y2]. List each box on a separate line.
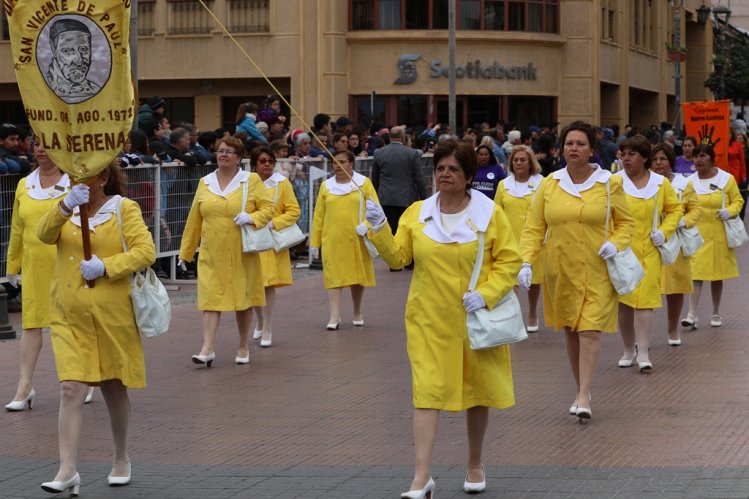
[6, 0, 134, 180]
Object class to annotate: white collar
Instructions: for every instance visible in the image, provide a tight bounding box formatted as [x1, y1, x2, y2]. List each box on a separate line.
[262, 172, 288, 188]
[203, 169, 250, 197]
[616, 170, 664, 199]
[503, 173, 543, 198]
[552, 164, 611, 198]
[71, 195, 119, 232]
[669, 174, 689, 192]
[324, 171, 366, 195]
[24, 170, 70, 200]
[418, 189, 494, 244]
[687, 169, 730, 194]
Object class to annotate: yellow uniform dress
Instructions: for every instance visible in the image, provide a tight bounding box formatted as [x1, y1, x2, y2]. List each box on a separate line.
[494, 173, 545, 285]
[37, 196, 155, 388]
[616, 171, 683, 309]
[519, 166, 635, 333]
[310, 172, 378, 289]
[687, 169, 744, 281]
[258, 173, 301, 288]
[179, 170, 275, 311]
[661, 176, 703, 295]
[370, 190, 520, 411]
[7, 170, 70, 329]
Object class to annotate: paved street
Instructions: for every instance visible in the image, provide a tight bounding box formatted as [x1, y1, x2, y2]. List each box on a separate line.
[3, 246, 749, 498]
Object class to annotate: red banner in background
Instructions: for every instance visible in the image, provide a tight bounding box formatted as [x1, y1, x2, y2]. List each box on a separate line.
[681, 100, 730, 170]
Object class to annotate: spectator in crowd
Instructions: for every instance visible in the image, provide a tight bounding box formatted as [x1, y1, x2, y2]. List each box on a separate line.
[0, 123, 31, 174]
[674, 135, 697, 175]
[726, 130, 747, 190]
[179, 137, 275, 367]
[251, 146, 301, 348]
[257, 95, 285, 127]
[365, 139, 520, 497]
[490, 125, 508, 165]
[136, 95, 165, 133]
[348, 130, 367, 157]
[235, 102, 267, 144]
[332, 133, 349, 153]
[5, 141, 71, 412]
[502, 130, 521, 157]
[536, 133, 560, 176]
[177, 122, 214, 165]
[165, 128, 198, 167]
[198, 131, 218, 155]
[16, 127, 33, 161]
[371, 125, 427, 270]
[597, 127, 618, 171]
[159, 116, 171, 142]
[291, 130, 314, 158]
[267, 115, 286, 140]
[335, 116, 353, 135]
[471, 144, 506, 199]
[37, 162, 155, 493]
[310, 150, 379, 329]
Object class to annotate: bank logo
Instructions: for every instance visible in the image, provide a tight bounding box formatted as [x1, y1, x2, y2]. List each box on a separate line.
[394, 53, 421, 85]
[37, 15, 111, 104]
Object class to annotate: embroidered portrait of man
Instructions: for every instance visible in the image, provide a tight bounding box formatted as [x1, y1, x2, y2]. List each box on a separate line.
[43, 18, 103, 103]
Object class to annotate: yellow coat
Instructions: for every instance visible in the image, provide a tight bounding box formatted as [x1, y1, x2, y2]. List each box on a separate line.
[7, 172, 70, 329]
[310, 173, 378, 289]
[258, 174, 301, 288]
[494, 174, 545, 285]
[370, 191, 519, 411]
[179, 171, 275, 311]
[519, 168, 635, 333]
[37, 197, 155, 388]
[688, 170, 744, 281]
[617, 172, 683, 309]
[661, 177, 703, 295]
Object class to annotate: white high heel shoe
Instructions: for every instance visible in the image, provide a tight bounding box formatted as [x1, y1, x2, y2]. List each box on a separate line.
[260, 332, 272, 348]
[191, 352, 216, 367]
[463, 464, 486, 493]
[5, 388, 35, 411]
[252, 328, 263, 340]
[42, 472, 80, 496]
[108, 462, 131, 486]
[401, 477, 435, 498]
[84, 387, 94, 404]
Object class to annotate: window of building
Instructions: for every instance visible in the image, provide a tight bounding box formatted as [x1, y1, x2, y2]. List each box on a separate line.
[600, 0, 617, 43]
[228, 0, 270, 32]
[1, 8, 9, 40]
[631, 0, 656, 52]
[349, 0, 559, 33]
[138, 1, 156, 36]
[167, 0, 214, 35]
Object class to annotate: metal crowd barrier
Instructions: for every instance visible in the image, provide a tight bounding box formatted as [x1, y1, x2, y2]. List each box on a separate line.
[0, 154, 436, 281]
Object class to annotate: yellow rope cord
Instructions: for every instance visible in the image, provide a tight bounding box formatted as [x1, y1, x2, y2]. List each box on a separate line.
[196, 0, 361, 191]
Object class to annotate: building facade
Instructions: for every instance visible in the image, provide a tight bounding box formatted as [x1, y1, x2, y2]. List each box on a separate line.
[0, 0, 717, 132]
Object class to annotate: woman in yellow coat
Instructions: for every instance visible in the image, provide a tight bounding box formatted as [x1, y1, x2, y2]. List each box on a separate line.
[5, 142, 70, 411]
[310, 149, 378, 330]
[683, 143, 744, 328]
[519, 122, 635, 420]
[250, 145, 301, 348]
[650, 143, 703, 346]
[615, 136, 683, 372]
[365, 140, 520, 497]
[494, 145, 545, 332]
[37, 163, 155, 493]
[179, 137, 274, 366]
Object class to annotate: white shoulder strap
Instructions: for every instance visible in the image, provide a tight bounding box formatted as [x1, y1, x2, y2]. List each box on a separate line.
[468, 231, 485, 292]
[114, 196, 128, 252]
[604, 181, 611, 242]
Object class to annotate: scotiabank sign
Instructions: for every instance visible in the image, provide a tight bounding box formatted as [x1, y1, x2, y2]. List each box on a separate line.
[394, 53, 537, 85]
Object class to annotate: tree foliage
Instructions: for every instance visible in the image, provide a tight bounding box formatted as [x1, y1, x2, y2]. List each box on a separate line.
[705, 41, 749, 104]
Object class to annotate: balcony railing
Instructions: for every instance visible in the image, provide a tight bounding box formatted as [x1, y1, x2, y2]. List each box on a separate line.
[138, 1, 157, 36]
[167, 0, 215, 35]
[228, 0, 269, 33]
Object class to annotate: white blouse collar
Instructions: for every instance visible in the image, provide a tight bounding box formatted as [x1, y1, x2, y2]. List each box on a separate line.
[616, 170, 664, 199]
[418, 189, 494, 244]
[203, 169, 250, 198]
[24, 170, 70, 200]
[669, 174, 689, 193]
[503, 173, 543, 198]
[687, 168, 730, 194]
[324, 171, 366, 196]
[262, 172, 288, 188]
[71, 195, 120, 232]
[552, 164, 611, 198]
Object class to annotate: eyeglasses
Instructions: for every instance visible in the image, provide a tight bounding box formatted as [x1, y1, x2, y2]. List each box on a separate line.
[217, 149, 236, 155]
[256, 158, 275, 164]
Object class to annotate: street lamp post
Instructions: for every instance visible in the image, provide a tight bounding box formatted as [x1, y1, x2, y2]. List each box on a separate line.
[670, 0, 684, 132]
[713, 5, 732, 101]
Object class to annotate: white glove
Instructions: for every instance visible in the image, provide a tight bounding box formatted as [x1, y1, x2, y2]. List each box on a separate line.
[80, 255, 105, 280]
[462, 291, 486, 313]
[63, 184, 90, 211]
[356, 223, 369, 236]
[365, 199, 386, 227]
[177, 259, 187, 272]
[677, 218, 687, 228]
[518, 263, 532, 290]
[650, 229, 665, 247]
[7, 274, 21, 288]
[717, 209, 731, 220]
[234, 212, 254, 226]
[598, 241, 618, 259]
[310, 247, 320, 260]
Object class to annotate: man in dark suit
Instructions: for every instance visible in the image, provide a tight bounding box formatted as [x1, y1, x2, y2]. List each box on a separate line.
[371, 125, 427, 270]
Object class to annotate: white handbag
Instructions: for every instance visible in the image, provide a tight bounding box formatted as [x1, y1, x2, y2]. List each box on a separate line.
[115, 197, 171, 338]
[653, 197, 680, 265]
[267, 185, 306, 252]
[721, 189, 749, 249]
[358, 192, 379, 258]
[465, 231, 527, 350]
[240, 178, 274, 253]
[604, 181, 644, 296]
[675, 189, 704, 256]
